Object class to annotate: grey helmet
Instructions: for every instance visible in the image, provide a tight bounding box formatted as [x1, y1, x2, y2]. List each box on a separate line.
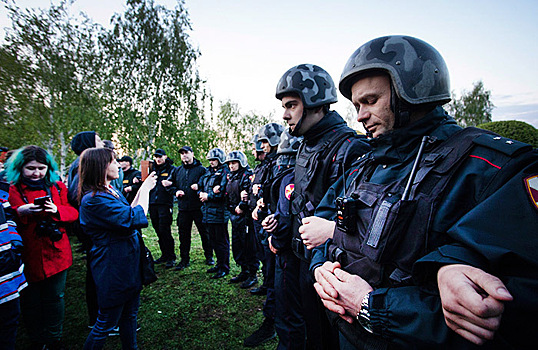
[277, 129, 302, 155]
[258, 123, 285, 147]
[276, 64, 338, 109]
[339, 35, 451, 129]
[225, 150, 248, 168]
[206, 148, 226, 164]
[251, 134, 263, 152]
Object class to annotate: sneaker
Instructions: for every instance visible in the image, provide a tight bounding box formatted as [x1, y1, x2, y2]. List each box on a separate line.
[154, 257, 166, 265]
[165, 260, 177, 269]
[206, 266, 219, 273]
[174, 260, 190, 271]
[240, 275, 258, 289]
[205, 257, 215, 265]
[230, 271, 249, 284]
[243, 317, 276, 347]
[109, 326, 120, 336]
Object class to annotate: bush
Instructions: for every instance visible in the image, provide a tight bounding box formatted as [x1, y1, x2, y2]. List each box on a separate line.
[477, 120, 538, 147]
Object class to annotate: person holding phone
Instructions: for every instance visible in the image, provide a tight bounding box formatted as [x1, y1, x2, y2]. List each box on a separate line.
[78, 147, 157, 349]
[6, 145, 78, 350]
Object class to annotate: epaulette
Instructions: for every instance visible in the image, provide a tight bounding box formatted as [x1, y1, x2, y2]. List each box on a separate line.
[472, 134, 533, 157]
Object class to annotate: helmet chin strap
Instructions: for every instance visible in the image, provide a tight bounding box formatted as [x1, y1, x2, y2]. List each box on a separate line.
[390, 83, 411, 128]
[289, 109, 308, 137]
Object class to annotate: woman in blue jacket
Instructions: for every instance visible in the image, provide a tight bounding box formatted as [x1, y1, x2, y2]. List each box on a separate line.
[78, 148, 156, 350]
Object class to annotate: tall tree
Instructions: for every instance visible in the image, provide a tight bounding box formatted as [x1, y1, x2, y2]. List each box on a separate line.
[448, 80, 495, 127]
[100, 0, 210, 162]
[0, 0, 107, 174]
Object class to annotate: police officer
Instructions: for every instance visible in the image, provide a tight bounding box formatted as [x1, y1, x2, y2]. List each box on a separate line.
[276, 64, 370, 350]
[164, 146, 214, 270]
[149, 148, 175, 268]
[118, 156, 141, 204]
[225, 151, 258, 288]
[249, 122, 284, 296]
[260, 130, 305, 349]
[199, 148, 230, 279]
[310, 35, 538, 349]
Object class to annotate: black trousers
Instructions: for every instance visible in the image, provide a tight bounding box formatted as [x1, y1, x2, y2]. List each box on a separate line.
[206, 222, 229, 272]
[177, 209, 212, 262]
[299, 259, 339, 350]
[149, 204, 175, 261]
[230, 212, 259, 274]
[275, 250, 306, 350]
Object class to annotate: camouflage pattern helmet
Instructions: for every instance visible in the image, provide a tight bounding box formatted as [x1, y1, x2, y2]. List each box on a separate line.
[339, 35, 451, 105]
[258, 123, 285, 147]
[225, 150, 248, 168]
[277, 129, 302, 155]
[275, 64, 338, 108]
[206, 148, 226, 164]
[251, 134, 263, 152]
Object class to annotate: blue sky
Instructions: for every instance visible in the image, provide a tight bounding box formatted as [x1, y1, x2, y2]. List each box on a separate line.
[2, 0, 537, 128]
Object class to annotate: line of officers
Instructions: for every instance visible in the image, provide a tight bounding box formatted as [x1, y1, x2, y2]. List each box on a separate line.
[126, 35, 537, 350]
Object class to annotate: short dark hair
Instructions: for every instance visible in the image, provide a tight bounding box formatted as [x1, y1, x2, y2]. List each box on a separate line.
[78, 148, 115, 203]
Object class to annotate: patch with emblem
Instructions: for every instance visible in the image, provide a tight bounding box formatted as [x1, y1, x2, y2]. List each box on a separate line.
[161, 173, 168, 177]
[285, 184, 294, 200]
[524, 175, 538, 211]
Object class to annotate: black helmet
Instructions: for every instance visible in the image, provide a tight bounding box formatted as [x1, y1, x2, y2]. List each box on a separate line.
[225, 151, 248, 168]
[206, 148, 226, 164]
[258, 123, 285, 147]
[340, 35, 450, 105]
[251, 134, 263, 152]
[276, 64, 338, 109]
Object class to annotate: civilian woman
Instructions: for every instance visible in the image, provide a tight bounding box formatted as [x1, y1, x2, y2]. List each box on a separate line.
[78, 147, 156, 349]
[7, 145, 78, 350]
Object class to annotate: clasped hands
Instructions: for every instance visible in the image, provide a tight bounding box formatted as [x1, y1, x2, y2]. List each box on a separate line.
[314, 261, 373, 324]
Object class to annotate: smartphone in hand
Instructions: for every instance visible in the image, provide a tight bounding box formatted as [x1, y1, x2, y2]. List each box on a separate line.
[34, 195, 51, 207]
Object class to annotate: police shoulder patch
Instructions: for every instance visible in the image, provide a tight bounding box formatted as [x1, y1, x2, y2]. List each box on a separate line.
[285, 184, 294, 200]
[525, 175, 538, 211]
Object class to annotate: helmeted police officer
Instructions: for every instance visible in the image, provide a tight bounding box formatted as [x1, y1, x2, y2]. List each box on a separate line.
[199, 148, 230, 279]
[310, 35, 538, 349]
[275, 64, 370, 350]
[225, 151, 258, 288]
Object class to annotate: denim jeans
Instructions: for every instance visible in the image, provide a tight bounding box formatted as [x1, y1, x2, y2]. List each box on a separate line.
[83, 292, 140, 350]
[0, 298, 20, 350]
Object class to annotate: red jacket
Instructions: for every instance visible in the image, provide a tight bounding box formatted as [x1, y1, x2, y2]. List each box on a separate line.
[9, 181, 78, 283]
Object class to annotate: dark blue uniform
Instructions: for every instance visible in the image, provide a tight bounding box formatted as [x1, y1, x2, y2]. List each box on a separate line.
[312, 106, 538, 349]
[199, 164, 230, 274]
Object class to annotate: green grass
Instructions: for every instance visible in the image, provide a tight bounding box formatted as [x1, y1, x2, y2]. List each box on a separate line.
[16, 213, 277, 349]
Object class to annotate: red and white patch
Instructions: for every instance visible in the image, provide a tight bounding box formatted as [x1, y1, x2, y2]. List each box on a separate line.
[285, 184, 294, 201]
[525, 175, 538, 211]
[249, 174, 255, 182]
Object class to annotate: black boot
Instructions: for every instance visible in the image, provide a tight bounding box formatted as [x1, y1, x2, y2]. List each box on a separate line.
[243, 317, 276, 347]
[240, 274, 258, 289]
[230, 270, 249, 284]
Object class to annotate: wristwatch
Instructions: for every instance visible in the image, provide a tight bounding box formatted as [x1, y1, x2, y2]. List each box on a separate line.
[357, 292, 373, 333]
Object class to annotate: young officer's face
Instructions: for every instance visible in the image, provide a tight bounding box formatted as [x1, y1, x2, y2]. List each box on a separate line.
[154, 155, 166, 165]
[282, 95, 304, 134]
[261, 141, 271, 153]
[228, 161, 240, 172]
[351, 73, 395, 138]
[209, 159, 219, 168]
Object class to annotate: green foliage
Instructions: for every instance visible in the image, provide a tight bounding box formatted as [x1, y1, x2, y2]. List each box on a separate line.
[16, 211, 277, 350]
[100, 0, 211, 164]
[447, 80, 494, 127]
[477, 120, 538, 147]
[211, 100, 274, 167]
[0, 0, 109, 173]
